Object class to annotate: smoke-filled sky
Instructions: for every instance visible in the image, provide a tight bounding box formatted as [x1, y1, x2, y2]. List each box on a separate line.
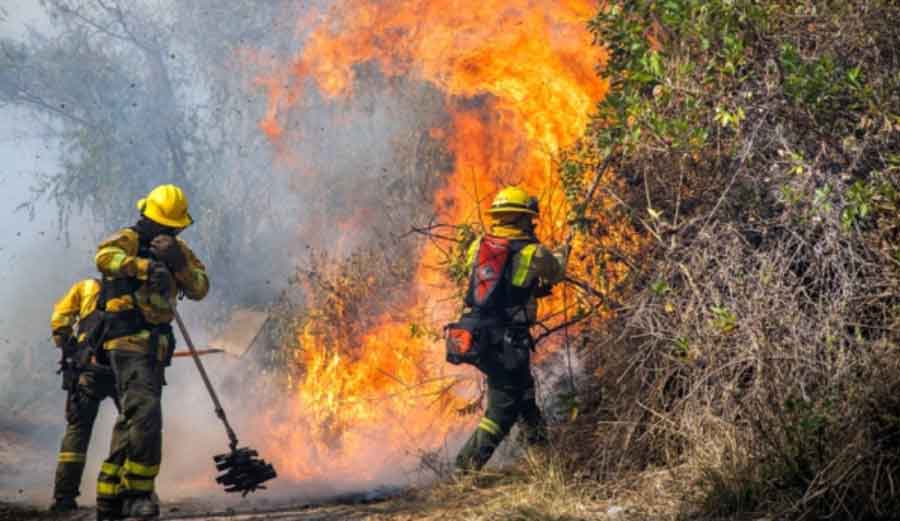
[0, 0, 449, 505]
[0, 0, 605, 508]
[0, 3, 261, 505]
[0, 4, 100, 371]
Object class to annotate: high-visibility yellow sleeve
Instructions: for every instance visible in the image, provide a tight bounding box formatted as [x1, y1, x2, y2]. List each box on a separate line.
[172, 239, 209, 301]
[510, 243, 564, 289]
[51, 279, 101, 340]
[50, 282, 83, 336]
[464, 238, 481, 272]
[95, 229, 150, 280]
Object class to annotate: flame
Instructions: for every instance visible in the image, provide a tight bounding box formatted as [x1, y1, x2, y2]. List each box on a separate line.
[248, 0, 625, 485]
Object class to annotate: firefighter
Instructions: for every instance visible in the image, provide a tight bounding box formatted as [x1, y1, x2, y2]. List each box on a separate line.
[49, 278, 119, 512]
[93, 184, 209, 520]
[454, 186, 565, 472]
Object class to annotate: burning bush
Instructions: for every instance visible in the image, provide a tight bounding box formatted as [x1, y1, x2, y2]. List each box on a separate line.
[240, 0, 637, 487]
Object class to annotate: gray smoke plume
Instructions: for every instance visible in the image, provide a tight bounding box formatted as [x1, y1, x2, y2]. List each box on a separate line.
[0, 0, 463, 508]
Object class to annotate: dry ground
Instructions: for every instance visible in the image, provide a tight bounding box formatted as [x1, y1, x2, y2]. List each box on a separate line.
[1, 460, 686, 521]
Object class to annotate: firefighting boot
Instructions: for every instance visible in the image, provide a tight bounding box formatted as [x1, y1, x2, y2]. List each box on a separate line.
[96, 505, 123, 521]
[49, 496, 78, 513]
[121, 494, 159, 519]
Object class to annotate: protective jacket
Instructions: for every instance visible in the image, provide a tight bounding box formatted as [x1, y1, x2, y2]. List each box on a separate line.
[51, 278, 102, 347]
[50, 278, 119, 502]
[94, 227, 209, 361]
[454, 222, 564, 472]
[94, 225, 209, 511]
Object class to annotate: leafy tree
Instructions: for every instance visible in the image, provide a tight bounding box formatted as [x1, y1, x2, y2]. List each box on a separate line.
[0, 0, 308, 306]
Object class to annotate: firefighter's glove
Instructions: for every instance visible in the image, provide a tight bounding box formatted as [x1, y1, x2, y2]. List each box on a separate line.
[65, 393, 81, 424]
[150, 235, 187, 272]
[54, 333, 78, 356]
[53, 332, 71, 349]
[148, 261, 174, 296]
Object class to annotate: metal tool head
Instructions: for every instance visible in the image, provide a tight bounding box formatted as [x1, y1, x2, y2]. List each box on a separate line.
[213, 447, 277, 496]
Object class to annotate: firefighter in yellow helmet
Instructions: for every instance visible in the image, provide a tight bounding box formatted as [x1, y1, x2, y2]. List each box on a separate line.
[94, 184, 209, 520]
[49, 278, 119, 512]
[452, 186, 565, 472]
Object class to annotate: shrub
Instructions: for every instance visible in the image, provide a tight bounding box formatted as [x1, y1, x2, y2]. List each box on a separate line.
[559, 0, 900, 518]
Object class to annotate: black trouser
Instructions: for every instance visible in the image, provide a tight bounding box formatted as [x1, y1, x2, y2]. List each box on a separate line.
[455, 329, 547, 471]
[53, 366, 119, 499]
[96, 351, 164, 513]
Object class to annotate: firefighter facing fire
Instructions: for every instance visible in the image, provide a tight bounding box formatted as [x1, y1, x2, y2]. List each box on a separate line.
[453, 186, 565, 472]
[49, 278, 119, 512]
[94, 184, 209, 520]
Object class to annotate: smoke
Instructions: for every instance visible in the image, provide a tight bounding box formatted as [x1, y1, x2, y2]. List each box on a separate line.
[0, 122, 91, 503]
[0, 0, 591, 509]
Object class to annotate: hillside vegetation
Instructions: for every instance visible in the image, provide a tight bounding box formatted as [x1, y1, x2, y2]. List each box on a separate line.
[554, 0, 900, 519]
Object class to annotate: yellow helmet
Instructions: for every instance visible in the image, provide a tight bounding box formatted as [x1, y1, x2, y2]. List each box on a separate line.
[487, 186, 539, 215]
[136, 184, 193, 228]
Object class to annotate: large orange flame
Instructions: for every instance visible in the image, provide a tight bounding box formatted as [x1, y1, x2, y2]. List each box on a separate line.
[251, 0, 612, 485]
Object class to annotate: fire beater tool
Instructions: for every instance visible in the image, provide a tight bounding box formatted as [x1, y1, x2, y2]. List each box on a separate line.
[171, 348, 226, 358]
[173, 310, 277, 495]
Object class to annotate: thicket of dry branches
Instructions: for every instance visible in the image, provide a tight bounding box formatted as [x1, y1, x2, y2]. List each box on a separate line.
[556, 1, 900, 518]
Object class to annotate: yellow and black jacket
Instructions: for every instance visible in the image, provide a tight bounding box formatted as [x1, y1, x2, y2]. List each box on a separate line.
[95, 228, 209, 360]
[51, 279, 102, 348]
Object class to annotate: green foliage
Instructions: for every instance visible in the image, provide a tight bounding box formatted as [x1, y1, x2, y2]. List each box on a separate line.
[563, 0, 900, 518]
[671, 336, 690, 358]
[650, 280, 671, 296]
[709, 305, 737, 334]
[842, 180, 876, 229]
[779, 43, 868, 120]
[445, 223, 479, 289]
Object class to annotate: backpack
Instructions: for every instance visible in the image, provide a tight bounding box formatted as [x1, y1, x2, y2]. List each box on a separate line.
[446, 235, 533, 366]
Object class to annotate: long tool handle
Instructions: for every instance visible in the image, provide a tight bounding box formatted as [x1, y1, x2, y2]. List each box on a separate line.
[173, 309, 240, 450]
[172, 348, 226, 358]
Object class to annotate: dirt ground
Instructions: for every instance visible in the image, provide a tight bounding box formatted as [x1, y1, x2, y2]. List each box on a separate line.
[2, 493, 636, 521]
[1, 469, 673, 521]
[2, 422, 666, 521]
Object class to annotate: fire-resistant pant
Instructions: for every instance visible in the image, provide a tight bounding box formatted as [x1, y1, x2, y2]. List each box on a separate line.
[455, 340, 547, 471]
[96, 351, 163, 512]
[53, 366, 118, 500]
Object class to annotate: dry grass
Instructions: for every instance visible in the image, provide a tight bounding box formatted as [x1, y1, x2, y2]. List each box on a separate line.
[358, 454, 682, 521]
[557, 1, 900, 519]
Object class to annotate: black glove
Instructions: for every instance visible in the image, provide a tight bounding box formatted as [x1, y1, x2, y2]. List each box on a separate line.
[65, 392, 81, 424]
[54, 333, 78, 357]
[150, 235, 188, 272]
[148, 261, 174, 295]
[64, 337, 79, 357]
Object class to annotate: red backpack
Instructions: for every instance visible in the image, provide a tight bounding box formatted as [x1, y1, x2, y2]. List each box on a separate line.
[446, 236, 525, 366]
